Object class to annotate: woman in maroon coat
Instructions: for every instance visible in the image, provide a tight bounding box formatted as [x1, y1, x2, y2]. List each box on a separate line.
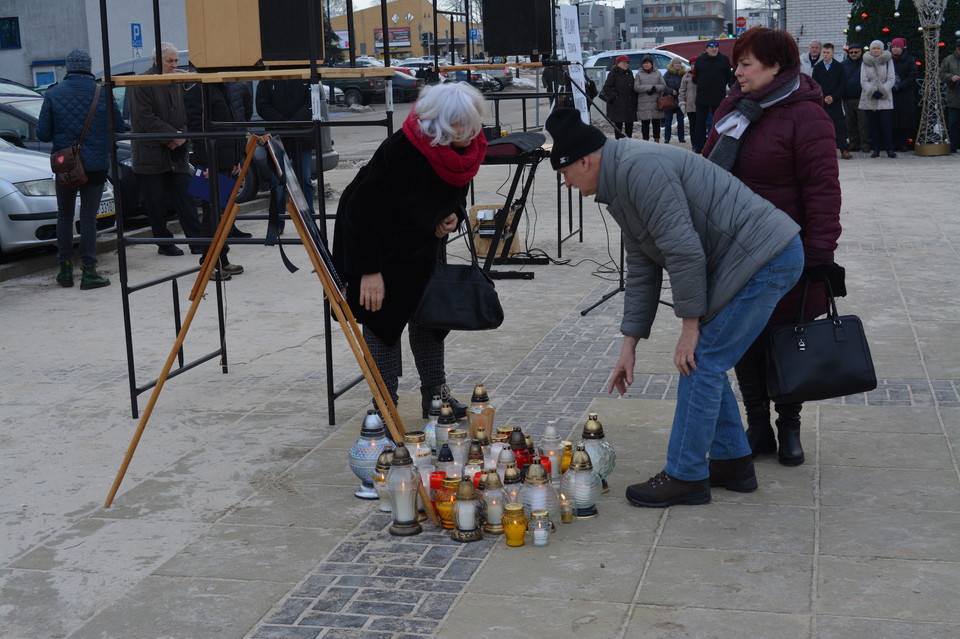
[703, 27, 842, 467]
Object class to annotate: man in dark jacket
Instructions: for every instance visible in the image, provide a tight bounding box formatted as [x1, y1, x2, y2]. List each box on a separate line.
[37, 49, 124, 289]
[128, 42, 204, 256]
[812, 43, 851, 159]
[841, 43, 869, 151]
[545, 108, 803, 508]
[255, 78, 315, 216]
[692, 40, 734, 153]
[185, 82, 245, 279]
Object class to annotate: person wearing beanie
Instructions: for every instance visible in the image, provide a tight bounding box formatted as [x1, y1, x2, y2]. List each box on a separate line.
[859, 40, 897, 157]
[889, 37, 917, 151]
[36, 49, 125, 289]
[633, 54, 666, 142]
[841, 43, 870, 152]
[691, 40, 734, 153]
[600, 54, 638, 138]
[939, 38, 960, 153]
[545, 107, 804, 508]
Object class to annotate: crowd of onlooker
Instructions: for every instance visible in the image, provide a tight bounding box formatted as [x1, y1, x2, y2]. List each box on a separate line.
[593, 35, 960, 160]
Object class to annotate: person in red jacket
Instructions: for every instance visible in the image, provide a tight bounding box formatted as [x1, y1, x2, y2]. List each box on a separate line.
[703, 27, 842, 468]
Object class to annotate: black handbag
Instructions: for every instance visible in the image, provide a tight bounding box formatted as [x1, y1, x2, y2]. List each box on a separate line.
[410, 222, 504, 331]
[765, 279, 877, 403]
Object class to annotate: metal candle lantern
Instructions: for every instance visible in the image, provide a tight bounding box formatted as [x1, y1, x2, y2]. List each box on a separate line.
[496, 445, 516, 482]
[480, 469, 505, 534]
[451, 479, 484, 542]
[435, 403, 458, 452]
[386, 443, 423, 536]
[463, 441, 484, 479]
[447, 428, 469, 471]
[348, 409, 395, 499]
[502, 462, 523, 504]
[520, 457, 559, 526]
[509, 427, 531, 470]
[577, 413, 616, 493]
[372, 450, 394, 512]
[437, 443, 459, 479]
[403, 430, 432, 469]
[560, 443, 602, 519]
[423, 394, 442, 452]
[539, 420, 564, 483]
[466, 382, 496, 440]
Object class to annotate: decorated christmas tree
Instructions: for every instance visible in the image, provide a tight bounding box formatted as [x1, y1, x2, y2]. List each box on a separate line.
[845, 0, 960, 65]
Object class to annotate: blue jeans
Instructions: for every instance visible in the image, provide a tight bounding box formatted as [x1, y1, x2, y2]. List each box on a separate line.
[664, 235, 803, 481]
[663, 108, 685, 142]
[56, 176, 106, 267]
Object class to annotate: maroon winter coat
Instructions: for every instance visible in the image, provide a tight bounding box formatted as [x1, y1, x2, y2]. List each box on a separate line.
[703, 73, 841, 323]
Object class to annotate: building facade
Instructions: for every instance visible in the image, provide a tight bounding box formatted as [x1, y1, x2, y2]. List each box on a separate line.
[577, 2, 619, 53]
[329, 0, 481, 61]
[0, 0, 187, 87]
[622, 0, 732, 48]
[783, 0, 848, 55]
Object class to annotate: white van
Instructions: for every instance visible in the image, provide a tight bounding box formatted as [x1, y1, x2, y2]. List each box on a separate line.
[582, 49, 688, 86]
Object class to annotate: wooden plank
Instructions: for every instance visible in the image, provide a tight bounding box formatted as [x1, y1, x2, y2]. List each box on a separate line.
[113, 66, 396, 86]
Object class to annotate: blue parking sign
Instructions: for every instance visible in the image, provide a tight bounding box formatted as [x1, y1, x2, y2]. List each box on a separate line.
[469, 28, 478, 41]
[131, 23, 142, 48]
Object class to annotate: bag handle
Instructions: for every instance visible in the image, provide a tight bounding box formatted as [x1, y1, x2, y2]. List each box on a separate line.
[75, 83, 101, 148]
[794, 275, 840, 325]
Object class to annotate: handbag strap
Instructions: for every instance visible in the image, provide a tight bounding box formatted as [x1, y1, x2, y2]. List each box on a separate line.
[76, 83, 101, 148]
[794, 276, 840, 325]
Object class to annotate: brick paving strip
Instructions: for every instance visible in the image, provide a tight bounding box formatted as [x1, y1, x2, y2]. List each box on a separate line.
[248, 297, 958, 638]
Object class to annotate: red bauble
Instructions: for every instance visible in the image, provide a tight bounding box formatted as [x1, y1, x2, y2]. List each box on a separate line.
[861, 12, 868, 19]
[882, 27, 890, 34]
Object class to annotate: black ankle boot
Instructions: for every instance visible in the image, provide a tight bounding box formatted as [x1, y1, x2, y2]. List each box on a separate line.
[420, 384, 467, 420]
[709, 455, 758, 492]
[775, 403, 804, 466]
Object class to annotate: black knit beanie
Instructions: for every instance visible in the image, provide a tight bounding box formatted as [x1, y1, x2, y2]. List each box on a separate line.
[545, 108, 607, 170]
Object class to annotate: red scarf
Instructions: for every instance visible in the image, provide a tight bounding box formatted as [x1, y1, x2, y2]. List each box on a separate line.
[401, 110, 487, 186]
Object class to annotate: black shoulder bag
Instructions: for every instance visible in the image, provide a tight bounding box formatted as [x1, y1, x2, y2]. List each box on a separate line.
[410, 220, 504, 332]
[765, 279, 877, 403]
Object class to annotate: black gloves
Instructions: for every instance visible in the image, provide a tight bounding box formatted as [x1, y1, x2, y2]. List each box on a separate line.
[803, 263, 847, 297]
[872, 90, 883, 100]
[647, 87, 656, 95]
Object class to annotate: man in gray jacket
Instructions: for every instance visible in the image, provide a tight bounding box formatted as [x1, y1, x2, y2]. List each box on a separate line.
[545, 108, 803, 508]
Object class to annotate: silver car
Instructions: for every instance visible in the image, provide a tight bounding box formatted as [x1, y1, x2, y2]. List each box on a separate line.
[0, 138, 116, 254]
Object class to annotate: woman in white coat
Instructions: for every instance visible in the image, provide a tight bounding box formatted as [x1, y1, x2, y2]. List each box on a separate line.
[859, 40, 897, 158]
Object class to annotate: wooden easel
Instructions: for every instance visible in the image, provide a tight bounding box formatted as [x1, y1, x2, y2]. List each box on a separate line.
[104, 135, 438, 526]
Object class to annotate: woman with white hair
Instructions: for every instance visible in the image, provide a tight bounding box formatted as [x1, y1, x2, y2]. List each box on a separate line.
[332, 82, 488, 421]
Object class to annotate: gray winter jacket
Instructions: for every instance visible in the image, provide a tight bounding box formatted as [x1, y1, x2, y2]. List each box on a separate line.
[859, 51, 895, 111]
[594, 139, 800, 338]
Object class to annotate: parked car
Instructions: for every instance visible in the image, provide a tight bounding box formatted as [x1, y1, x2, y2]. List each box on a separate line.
[0, 137, 115, 254]
[390, 69, 423, 103]
[460, 59, 515, 91]
[394, 60, 450, 84]
[0, 78, 42, 97]
[656, 39, 736, 64]
[0, 95, 47, 151]
[582, 49, 688, 86]
[329, 60, 389, 106]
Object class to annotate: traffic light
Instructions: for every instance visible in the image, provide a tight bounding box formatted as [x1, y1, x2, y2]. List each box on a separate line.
[727, 22, 734, 36]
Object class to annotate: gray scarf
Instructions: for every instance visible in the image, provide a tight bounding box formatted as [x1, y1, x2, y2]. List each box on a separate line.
[707, 73, 801, 172]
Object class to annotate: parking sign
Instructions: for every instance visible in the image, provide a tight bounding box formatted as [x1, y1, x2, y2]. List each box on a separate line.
[131, 23, 142, 48]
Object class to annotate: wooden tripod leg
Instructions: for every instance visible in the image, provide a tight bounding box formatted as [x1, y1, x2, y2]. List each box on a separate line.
[104, 136, 260, 508]
[285, 204, 440, 526]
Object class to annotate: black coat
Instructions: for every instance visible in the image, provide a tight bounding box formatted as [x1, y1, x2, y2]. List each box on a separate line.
[185, 82, 241, 172]
[693, 52, 734, 108]
[891, 52, 918, 130]
[602, 65, 638, 122]
[332, 131, 469, 345]
[255, 78, 314, 151]
[841, 57, 863, 99]
[812, 60, 846, 120]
